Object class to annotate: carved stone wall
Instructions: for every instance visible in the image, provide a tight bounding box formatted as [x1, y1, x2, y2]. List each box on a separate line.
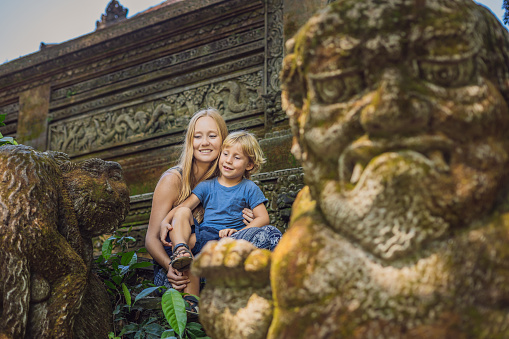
[0, 0, 327, 253]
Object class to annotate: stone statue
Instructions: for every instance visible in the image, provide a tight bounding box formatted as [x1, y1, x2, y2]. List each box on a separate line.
[0, 144, 130, 339]
[193, 0, 509, 338]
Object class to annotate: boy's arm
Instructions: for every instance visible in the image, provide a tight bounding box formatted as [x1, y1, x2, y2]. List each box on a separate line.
[240, 203, 270, 229]
[160, 194, 201, 245]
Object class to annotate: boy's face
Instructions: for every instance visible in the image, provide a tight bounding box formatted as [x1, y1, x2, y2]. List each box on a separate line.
[219, 143, 254, 182]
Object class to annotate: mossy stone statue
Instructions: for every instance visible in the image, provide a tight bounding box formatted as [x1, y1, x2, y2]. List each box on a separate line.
[193, 0, 509, 338]
[0, 144, 130, 338]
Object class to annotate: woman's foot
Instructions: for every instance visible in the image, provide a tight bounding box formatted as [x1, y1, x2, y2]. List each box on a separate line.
[170, 243, 193, 272]
[183, 295, 199, 321]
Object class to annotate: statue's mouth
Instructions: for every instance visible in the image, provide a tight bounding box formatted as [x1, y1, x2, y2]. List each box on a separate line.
[339, 135, 454, 185]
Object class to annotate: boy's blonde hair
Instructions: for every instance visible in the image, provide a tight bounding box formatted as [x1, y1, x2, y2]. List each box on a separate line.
[222, 130, 265, 179]
[176, 108, 228, 204]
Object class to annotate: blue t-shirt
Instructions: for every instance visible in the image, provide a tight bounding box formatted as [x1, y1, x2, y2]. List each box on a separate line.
[192, 177, 268, 231]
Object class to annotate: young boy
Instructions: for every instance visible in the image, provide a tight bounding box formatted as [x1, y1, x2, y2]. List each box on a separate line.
[159, 131, 275, 285]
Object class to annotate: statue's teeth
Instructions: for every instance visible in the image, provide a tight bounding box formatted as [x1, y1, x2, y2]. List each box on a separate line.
[350, 163, 364, 184]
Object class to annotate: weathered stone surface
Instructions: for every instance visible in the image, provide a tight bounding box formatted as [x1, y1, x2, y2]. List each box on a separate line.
[195, 0, 509, 338]
[0, 144, 130, 338]
[194, 238, 273, 339]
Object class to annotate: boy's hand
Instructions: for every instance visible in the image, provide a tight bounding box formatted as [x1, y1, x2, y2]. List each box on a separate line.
[160, 222, 173, 246]
[219, 228, 238, 238]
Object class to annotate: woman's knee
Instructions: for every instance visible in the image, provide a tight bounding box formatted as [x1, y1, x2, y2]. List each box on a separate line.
[174, 206, 193, 219]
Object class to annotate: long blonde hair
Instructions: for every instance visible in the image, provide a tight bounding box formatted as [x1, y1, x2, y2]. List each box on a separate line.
[175, 108, 228, 205]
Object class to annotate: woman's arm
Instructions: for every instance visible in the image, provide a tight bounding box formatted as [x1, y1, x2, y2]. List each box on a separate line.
[145, 171, 189, 290]
[242, 208, 255, 225]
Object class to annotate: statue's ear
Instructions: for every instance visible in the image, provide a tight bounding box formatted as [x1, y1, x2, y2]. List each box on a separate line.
[477, 5, 509, 104]
[47, 151, 75, 173]
[281, 52, 306, 110]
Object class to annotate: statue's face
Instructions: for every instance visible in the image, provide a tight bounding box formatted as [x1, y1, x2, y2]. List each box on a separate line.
[285, 0, 509, 260]
[64, 159, 130, 237]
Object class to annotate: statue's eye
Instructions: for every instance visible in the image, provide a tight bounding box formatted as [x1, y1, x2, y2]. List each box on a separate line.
[110, 172, 123, 181]
[86, 169, 100, 177]
[418, 58, 476, 87]
[310, 70, 364, 105]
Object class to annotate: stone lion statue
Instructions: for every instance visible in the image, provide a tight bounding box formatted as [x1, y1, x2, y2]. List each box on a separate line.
[0, 144, 130, 339]
[193, 0, 509, 338]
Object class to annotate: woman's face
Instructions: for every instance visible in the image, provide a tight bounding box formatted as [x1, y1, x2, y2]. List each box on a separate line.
[192, 116, 222, 165]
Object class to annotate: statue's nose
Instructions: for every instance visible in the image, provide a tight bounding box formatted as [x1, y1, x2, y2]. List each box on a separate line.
[360, 68, 430, 136]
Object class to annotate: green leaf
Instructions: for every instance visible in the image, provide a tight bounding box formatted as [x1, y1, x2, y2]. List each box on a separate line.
[161, 329, 177, 339]
[119, 265, 131, 276]
[119, 323, 138, 335]
[187, 329, 198, 339]
[143, 322, 165, 336]
[129, 261, 153, 269]
[0, 114, 5, 125]
[133, 286, 162, 305]
[161, 289, 187, 338]
[102, 238, 114, 260]
[103, 280, 116, 290]
[112, 304, 122, 315]
[0, 136, 17, 145]
[112, 275, 122, 286]
[122, 283, 131, 307]
[186, 322, 206, 337]
[121, 251, 136, 266]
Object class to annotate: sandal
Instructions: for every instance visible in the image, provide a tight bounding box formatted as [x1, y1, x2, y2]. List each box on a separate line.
[183, 295, 199, 321]
[170, 243, 193, 272]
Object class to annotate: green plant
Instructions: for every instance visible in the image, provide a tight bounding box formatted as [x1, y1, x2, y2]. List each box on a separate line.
[95, 227, 156, 335]
[0, 114, 17, 146]
[97, 227, 209, 338]
[160, 289, 209, 339]
[117, 317, 167, 339]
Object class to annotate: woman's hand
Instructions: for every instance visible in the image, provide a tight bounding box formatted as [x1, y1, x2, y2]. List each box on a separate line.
[160, 222, 173, 247]
[166, 266, 190, 291]
[242, 208, 254, 225]
[219, 228, 238, 238]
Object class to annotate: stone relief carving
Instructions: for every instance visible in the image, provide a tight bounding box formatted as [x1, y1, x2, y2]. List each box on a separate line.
[0, 102, 18, 116]
[0, 145, 130, 338]
[50, 28, 265, 102]
[49, 71, 263, 154]
[193, 0, 509, 338]
[264, 0, 285, 126]
[49, 54, 263, 122]
[208, 72, 263, 116]
[0, 1, 264, 103]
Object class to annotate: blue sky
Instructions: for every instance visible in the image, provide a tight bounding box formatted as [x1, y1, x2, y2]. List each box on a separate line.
[0, 0, 506, 65]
